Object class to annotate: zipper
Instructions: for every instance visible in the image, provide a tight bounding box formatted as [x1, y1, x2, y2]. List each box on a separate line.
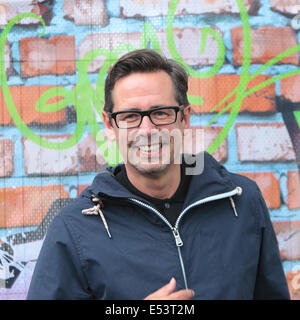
[129, 198, 188, 288]
[174, 186, 242, 229]
[129, 186, 242, 290]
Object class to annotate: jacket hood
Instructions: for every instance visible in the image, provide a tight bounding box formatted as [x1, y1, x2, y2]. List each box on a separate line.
[82, 152, 238, 208]
[27, 148, 290, 300]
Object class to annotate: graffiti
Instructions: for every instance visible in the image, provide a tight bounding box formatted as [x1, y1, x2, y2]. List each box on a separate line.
[0, 0, 300, 299]
[291, 5, 300, 31]
[0, 248, 25, 289]
[0, 198, 74, 290]
[0, 0, 299, 168]
[292, 265, 300, 291]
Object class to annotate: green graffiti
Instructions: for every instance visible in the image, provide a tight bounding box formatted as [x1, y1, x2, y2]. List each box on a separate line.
[166, 0, 226, 78]
[206, 0, 300, 153]
[0, 14, 85, 150]
[295, 111, 300, 129]
[0, 0, 300, 165]
[166, 0, 226, 106]
[206, 0, 252, 154]
[0, 13, 125, 164]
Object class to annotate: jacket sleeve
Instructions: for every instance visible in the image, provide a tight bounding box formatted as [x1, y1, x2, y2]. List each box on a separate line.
[253, 189, 290, 300]
[26, 214, 93, 300]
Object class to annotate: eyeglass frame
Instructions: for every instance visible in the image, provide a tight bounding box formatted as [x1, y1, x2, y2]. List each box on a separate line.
[108, 105, 186, 129]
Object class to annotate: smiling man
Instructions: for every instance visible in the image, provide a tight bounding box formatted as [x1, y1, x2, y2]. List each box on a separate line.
[27, 49, 290, 300]
[102, 65, 190, 199]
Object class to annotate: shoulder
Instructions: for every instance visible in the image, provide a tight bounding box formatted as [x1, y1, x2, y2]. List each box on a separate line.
[43, 184, 96, 237]
[228, 171, 265, 208]
[229, 171, 260, 193]
[57, 190, 96, 226]
[228, 171, 270, 227]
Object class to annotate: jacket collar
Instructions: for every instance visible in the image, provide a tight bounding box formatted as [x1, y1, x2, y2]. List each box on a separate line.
[182, 152, 236, 208]
[85, 152, 237, 206]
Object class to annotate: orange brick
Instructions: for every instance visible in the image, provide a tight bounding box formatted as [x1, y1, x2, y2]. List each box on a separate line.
[3, 40, 11, 76]
[273, 220, 300, 234]
[0, 185, 69, 228]
[78, 133, 107, 172]
[287, 170, 300, 210]
[270, 0, 300, 16]
[63, 0, 108, 26]
[188, 74, 276, 113]
[157, 27, 223, 67]
[231, 26, 299, 66]
[0, 86, 66, 126]
[238, 172, 280, 209]
[0, 86, 12, 126]
[77, 32, 140, 73]
[286, 270, 300, 300]
[119, 0, 259, 17]
[22, 135, 79, 176]
[280, 74, 300, 103]
[0, 139, 14, 177]
[273, 220, 300, 261]
[235, 123, 295, 162]
[20, 35, 76, 77]
[0, 1, 52, 26]
[183, 126, 227, 162]
[77, 184, 89, 196]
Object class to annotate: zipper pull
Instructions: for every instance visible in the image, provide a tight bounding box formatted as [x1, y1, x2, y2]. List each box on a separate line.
[172, 228, 183, 247]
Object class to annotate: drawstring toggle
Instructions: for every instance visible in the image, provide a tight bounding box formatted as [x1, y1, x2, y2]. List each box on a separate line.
[82, 195, 112, 238]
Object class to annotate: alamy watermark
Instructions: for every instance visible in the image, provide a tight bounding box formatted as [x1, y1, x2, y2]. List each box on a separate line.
[95, 128, 206, 175]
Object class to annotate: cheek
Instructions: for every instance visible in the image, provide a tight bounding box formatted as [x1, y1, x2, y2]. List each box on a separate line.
[115, 133, 129, 160]
[115, 130, 137, 153]
[116, 131, 128, 146]
[168, 125, 185, 145]
[105, 128, 116, 142]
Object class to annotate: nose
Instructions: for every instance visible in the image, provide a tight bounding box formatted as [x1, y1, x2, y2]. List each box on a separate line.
[139, 114, 155, 134]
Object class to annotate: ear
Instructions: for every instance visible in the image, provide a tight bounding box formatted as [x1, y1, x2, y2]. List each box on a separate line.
[183, 105, 191, 129]
[102, 110, 116, 141]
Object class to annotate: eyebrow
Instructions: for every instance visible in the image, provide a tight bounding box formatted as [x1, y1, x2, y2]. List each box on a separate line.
[121, 105, 170, 112]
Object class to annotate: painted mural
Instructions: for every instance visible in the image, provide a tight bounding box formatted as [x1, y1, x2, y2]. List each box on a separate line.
[0, 0, 300, 299]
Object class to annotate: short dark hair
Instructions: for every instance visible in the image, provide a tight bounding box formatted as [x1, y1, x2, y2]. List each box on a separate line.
[104, 49, 189, 113]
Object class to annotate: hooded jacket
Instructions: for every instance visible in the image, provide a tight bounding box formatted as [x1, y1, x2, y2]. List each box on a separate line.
[27, 152, 290, 300]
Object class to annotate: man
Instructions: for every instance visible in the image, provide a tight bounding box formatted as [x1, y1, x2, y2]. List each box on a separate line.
[27, 49, 290, 300]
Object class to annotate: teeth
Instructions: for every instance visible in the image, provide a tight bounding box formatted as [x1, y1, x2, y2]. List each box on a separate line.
[139, 144, 160, 152]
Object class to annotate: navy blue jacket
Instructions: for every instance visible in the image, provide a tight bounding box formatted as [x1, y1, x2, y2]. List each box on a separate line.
[27, 152, 290, 299]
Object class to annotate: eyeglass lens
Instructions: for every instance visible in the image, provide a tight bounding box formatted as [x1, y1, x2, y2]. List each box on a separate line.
[116, 108, 177, 128]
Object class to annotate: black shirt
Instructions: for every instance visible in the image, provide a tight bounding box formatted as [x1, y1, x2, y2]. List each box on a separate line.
[115, 164, 191, 227]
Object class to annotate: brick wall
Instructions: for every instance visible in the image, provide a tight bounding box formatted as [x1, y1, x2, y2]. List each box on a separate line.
[0, 0, 300, 299]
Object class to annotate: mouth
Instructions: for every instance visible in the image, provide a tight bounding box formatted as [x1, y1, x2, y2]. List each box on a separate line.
[127, 140, 173, 167]
[133, 142, 165, 160]
[138, 143, 161, 152]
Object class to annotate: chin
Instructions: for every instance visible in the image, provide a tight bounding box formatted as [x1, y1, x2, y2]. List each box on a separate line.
[131, 162, 169, 176]
[125, 144, 177, 175]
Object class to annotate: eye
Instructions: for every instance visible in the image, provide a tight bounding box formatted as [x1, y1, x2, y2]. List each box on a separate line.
[119, 113, 140, 122]
[157, 111, 167, 116]
[152, 110, 172, 118]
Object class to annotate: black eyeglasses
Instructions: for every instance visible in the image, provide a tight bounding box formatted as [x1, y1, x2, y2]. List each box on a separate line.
[108, 105, 185, 129]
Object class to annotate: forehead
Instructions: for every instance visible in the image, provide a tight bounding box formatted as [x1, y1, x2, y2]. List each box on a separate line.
[112, 71, 176, 111]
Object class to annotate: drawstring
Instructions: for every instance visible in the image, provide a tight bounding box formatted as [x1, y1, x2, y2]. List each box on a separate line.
[229, 197, 238, 217]
[229, 186, 243, 218]
[82, 187, 243, 235]
[82, 195, 112, 238]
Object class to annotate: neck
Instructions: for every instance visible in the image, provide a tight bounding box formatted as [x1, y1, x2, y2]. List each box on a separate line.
[125, 164, 181, 199]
